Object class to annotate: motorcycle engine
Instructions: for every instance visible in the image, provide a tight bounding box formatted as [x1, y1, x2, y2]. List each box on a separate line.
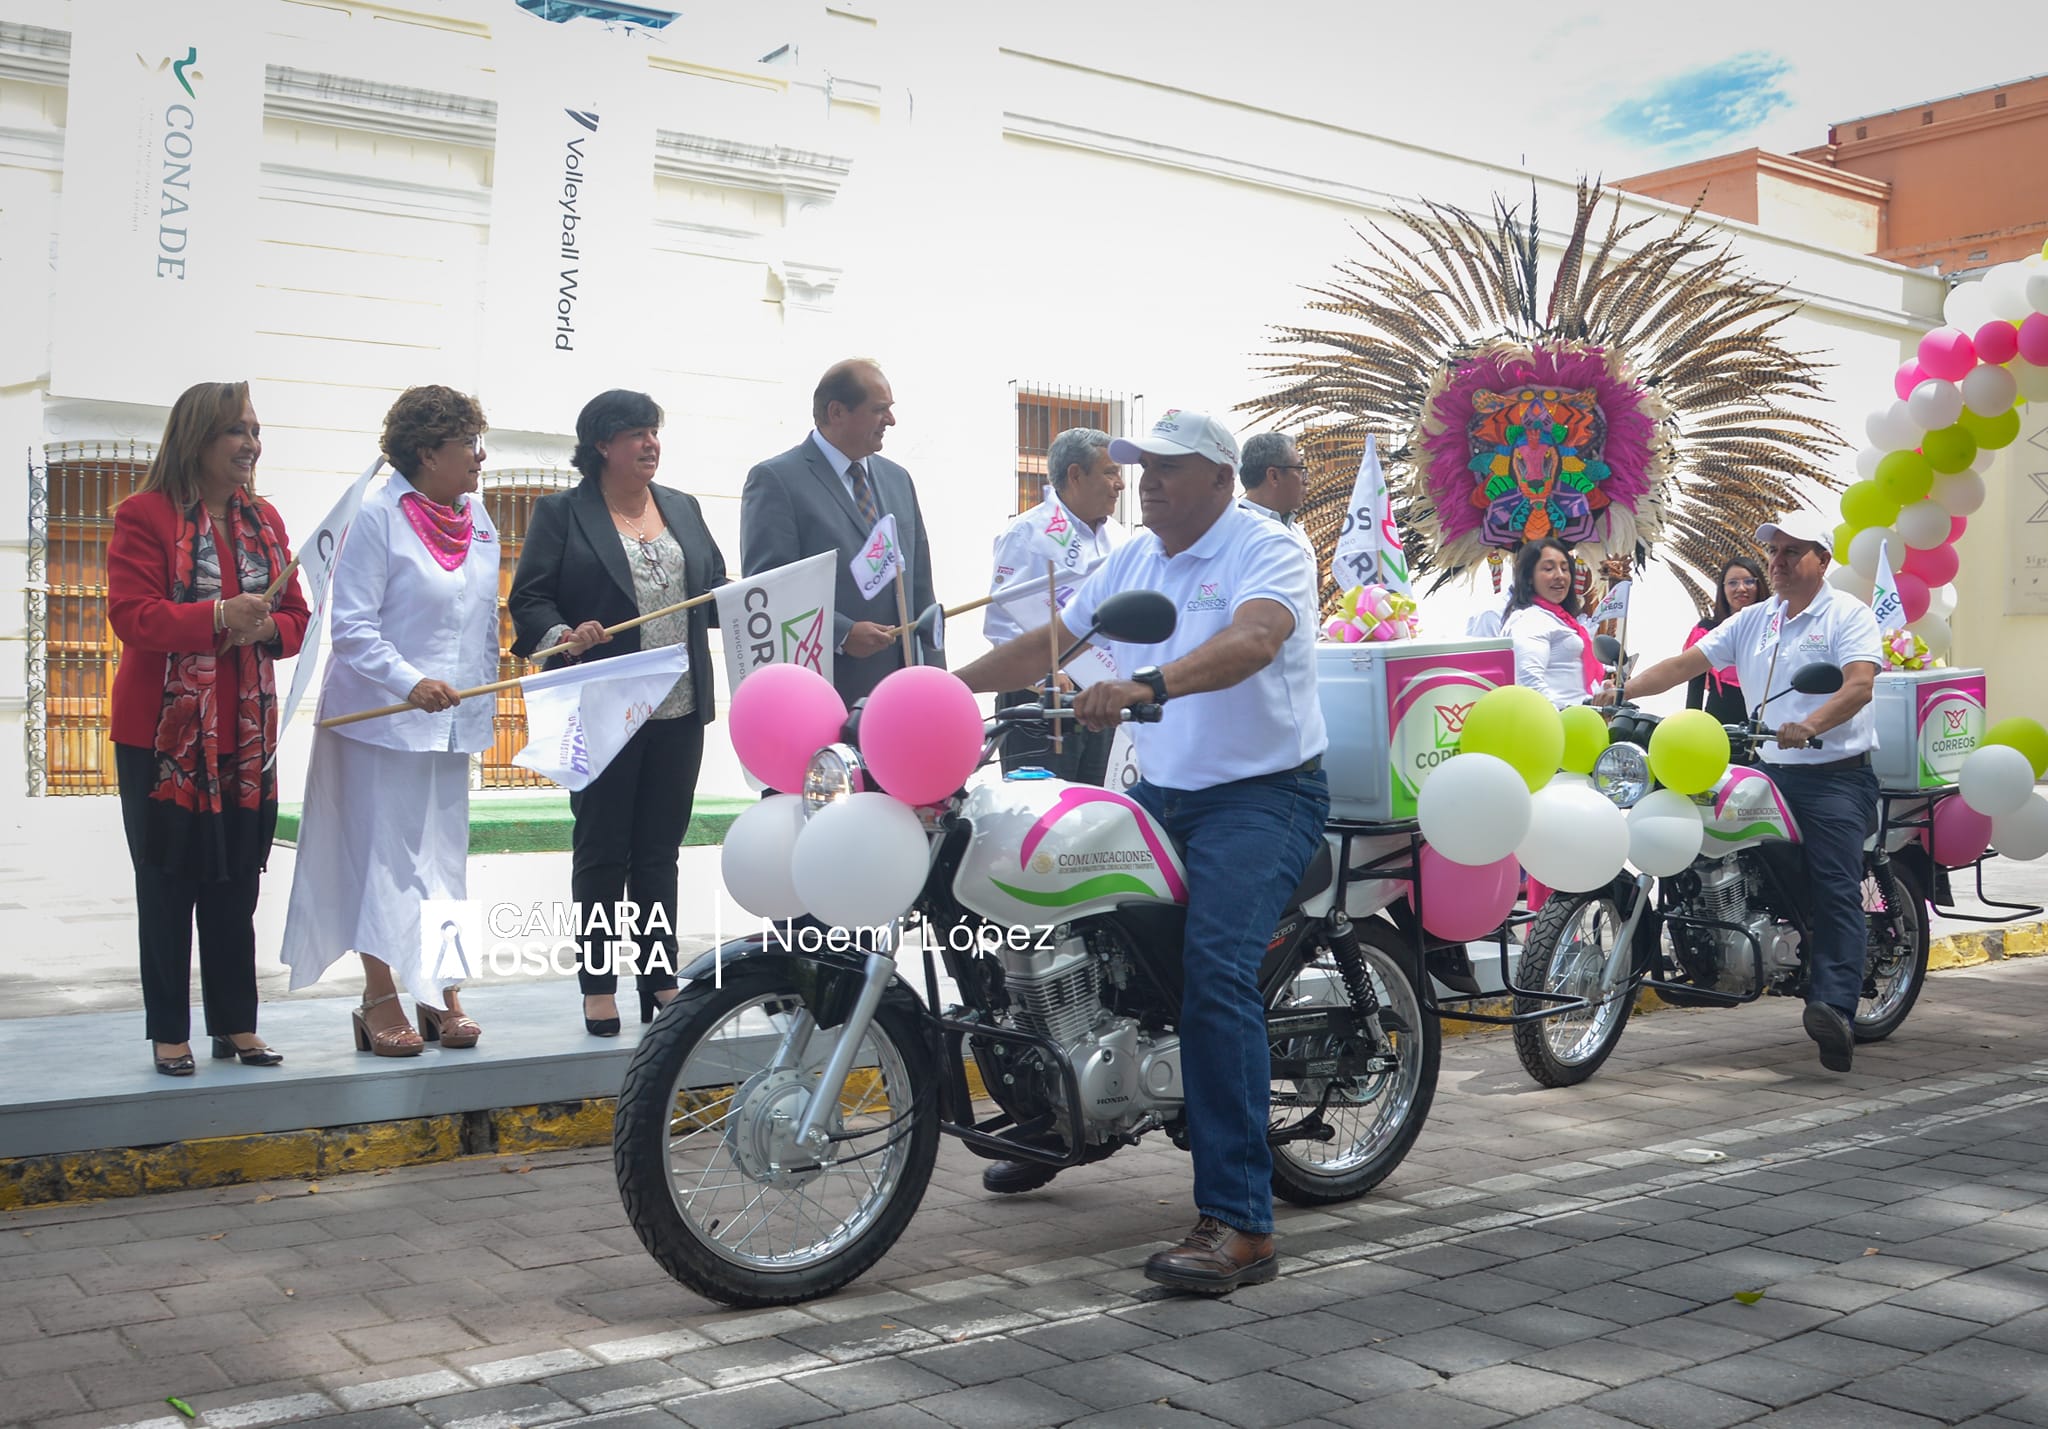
[973, 931, 1184, 1144]
[1678, 861, 1801, 994]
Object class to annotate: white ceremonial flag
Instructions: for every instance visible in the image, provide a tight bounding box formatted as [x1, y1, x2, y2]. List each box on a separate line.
[1331, 434, 1413, 597]
[1871, 540, 1905, 630]
[1592, 580, 1632, 624]
[851, 513, 902, 601]
[716, 553, 837, 690]
[479, 10, 656, 435]
[1102, 725, 1142, 793]
[276, 458, 386, 745]
[514, 645, 688, 792]
[990, 579, 1119, 688]
[50, 2, 264, 404]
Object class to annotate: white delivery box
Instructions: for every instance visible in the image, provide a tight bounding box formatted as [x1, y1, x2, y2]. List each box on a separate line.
[1869, 668, 1986, 791]
[1317, 637, 1516, 822]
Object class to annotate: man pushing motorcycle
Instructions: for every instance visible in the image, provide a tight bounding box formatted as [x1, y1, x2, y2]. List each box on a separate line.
[956, 408, 1331, 1293]
[1625, 512, 1884, 1073]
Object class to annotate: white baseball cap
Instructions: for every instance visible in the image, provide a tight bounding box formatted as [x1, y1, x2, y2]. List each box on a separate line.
[1754, 510, 1836, 548]
[1109, 408, 1240, 469]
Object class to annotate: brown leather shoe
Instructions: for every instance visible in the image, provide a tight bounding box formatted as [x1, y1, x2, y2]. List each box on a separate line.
[1143, 1215, 1277, 1294]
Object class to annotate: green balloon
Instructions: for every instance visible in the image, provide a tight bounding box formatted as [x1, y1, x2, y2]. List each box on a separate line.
[1559, 704, 1610, 775]
[1840, 479, 1901, 530]
[1984, 717, 2048, 779]
[1648, 709, 1731, 797]
[1960, 406, 2021, 450]
[1832, 521, 1855, 563]
[1920, 424, 1978, 473]
[1874, 450, 1934, 504]
[1459, 684, 1567, 793]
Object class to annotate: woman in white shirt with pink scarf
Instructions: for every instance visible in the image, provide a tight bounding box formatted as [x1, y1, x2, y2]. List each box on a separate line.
[1502, 538, 1606, 708]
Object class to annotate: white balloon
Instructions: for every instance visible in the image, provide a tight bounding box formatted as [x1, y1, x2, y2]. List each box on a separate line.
[1874, 400, 1927, 451]
[2013, 357, 2048, 405]
[1930, 582, 1958, 618]
[1944, 281, 1992, 333]
[1961, 363, 2019, 418]
[1854, 446, 1883, 482]
[791, 792, 931, 928]
[1825, 564, 1875, 602]
[720, 795, 811, 920]
[1848, 525, 1896, 580]
[2028, 271, 2048, 317]
[1417, 752, 1533, 865]
[1907, 379, 1964, 430]
[1931, 469, 1987, 516]
[1517, 783, 1631, 893]
[1993, 793, 2048, 861]
[1896, 500, 1951, 551]
[1907, 612, 1952, 659]
[1970, 444, 2000, 474]
[1959, 744, 2035, 819]
[1627, 789, 1706, 877]
[1986, 262, 2034, 322]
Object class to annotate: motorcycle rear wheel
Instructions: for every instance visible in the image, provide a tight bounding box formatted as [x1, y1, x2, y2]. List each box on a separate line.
[1269, 916, 1440, 1206]
[1512, 893, 1636, 1088]
[613, 965, 939, 1308]
[1854, 860, 1929, 1043]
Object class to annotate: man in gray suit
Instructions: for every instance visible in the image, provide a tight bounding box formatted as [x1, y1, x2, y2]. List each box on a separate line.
[742, 358, 943, 705]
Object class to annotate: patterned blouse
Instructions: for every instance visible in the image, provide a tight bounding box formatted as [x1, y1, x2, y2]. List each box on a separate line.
[619, 529, 695, 720]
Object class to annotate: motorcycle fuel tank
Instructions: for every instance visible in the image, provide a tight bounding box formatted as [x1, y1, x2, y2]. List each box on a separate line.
[954, 779, 1188, 929]
[1702, 765, 1802, 853]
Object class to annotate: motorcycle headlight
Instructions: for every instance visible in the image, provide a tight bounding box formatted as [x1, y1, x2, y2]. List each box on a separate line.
[803, 743, 866, 817]
[1592, 741, 1652, 810]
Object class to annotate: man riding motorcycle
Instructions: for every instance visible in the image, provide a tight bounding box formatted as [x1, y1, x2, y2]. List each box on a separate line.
[1624, 513, 1883, 1073]
[956, 407, 1329, 1293]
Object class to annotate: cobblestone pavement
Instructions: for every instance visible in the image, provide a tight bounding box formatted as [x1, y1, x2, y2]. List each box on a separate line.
[10, 959, 2048, 1429]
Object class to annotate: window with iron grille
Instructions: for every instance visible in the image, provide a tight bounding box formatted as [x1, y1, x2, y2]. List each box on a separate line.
[479, 471, 579, 788]
[26, 442, 152, 795]
[1012, 386, 1141, 522]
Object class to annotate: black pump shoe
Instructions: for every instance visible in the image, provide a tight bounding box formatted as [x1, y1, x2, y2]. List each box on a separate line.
[211, 1036, 284, 1067]
[584, 995, 622, 1037]
[153, 1047, 196, 1077]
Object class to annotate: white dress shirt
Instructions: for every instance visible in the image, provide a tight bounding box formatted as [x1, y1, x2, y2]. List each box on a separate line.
[984, 492, 1128, 645]
[1504, 604, 1598, 708]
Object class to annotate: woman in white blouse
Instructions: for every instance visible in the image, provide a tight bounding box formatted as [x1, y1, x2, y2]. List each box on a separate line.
[1502, 538, 1608, 708]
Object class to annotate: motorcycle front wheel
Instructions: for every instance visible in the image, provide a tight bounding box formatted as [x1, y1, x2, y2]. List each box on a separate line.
[613, 965, 939, 1308]
[1512, 892, 1637, 1088]
[1268, 916, 1440, 1206]
[1854, 860, 1930, 1043]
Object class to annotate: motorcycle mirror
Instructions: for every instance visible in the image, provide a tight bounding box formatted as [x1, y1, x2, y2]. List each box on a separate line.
[1593, 633, 1623, 666]
[1790, 662, 1844, 696]
[912, 602, 945, 659]
[1087, 590, 1177, 646]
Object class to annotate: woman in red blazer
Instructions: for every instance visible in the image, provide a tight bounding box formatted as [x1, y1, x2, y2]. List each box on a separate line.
[106, 381, 311, 1076]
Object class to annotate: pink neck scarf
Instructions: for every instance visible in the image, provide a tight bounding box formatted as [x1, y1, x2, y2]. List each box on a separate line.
[1535, 596, 1603, 695]
[399, 491, 473, 571]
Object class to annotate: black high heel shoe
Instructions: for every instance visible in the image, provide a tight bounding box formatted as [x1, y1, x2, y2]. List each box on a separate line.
[211, 1036, 284, 1067]
[584, 995, 621, 1038]
[153, 1045, 196, 1077]
[640, 987, 661, 1024]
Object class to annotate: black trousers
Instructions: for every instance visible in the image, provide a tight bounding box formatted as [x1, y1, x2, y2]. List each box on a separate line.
[115, 743, 262, 1044]
[995, 689, 1114, 785]
[568, 715, 703, 998]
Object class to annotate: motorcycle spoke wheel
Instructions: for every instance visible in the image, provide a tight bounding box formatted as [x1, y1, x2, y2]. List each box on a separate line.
[614, 968, 937, 1307]
[1854, 863, 1929, 1042]
[1513, 894, 1635, 1087]
[1269, 920, 1439, 1205]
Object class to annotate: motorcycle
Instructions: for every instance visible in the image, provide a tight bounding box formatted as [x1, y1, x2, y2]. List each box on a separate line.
[1511, 654, 1933, 1087]
[611, 591, 1440, 1307]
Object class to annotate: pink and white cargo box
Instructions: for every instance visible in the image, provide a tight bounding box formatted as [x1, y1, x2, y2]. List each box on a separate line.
[1869, 668, 1986, 792]
[1316, 637, 1515, 823]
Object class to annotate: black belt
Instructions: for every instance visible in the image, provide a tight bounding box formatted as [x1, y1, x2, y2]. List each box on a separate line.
[1291, 755, 1323, 775]
[1782, 752, 1869, 771]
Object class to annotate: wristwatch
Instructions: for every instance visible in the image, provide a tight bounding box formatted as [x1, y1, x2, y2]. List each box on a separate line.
[1133, 665, 1169, 704]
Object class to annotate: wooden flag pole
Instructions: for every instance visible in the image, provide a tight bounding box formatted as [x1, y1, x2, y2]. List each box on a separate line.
[528, 588, 721, 662]
[261, 555, 301, 604]
[894, 565, 915, 665]
[317, 673, 530, 729]
[883, 591, 996, 639]
[1046, 559, 1062, 757]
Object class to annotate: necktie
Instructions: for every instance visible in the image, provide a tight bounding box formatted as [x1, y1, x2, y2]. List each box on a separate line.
[848, 461, 882, 528]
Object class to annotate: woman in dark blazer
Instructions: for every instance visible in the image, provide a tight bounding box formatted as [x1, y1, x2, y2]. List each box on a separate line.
[509, 390, 727, 1035]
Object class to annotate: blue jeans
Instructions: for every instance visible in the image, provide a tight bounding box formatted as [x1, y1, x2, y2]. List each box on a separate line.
[1770, 762, 1879, 1018]
[1128, 767, 1330, 1235]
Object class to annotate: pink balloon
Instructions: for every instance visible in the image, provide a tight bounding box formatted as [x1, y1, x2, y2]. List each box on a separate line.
[1409, 847, 1520, 942]
[1895, 571, 1931, 624]
[1903, 541, 1959, 588]
[1926, 794, 1993, 869]
[1950, 515, 1969, 543]
[1894, 361, 1926, 402]
[860, 666, 986, 805]
[730, 664, 849, 793]
[1976, 320, 2020, 366]
[2019, 313, 2048, 367]
[1918, 327, 1977, 382]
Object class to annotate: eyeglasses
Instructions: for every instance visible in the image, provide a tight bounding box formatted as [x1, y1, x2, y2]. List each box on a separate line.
[442, 435, 485, 457]
[635, 536, 670, 592]
[1277, 463, 1309, 473]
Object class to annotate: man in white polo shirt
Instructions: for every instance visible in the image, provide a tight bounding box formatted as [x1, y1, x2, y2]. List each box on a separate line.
[1627, 510, 1883, 1073]
[957, 406, 1330, 1293]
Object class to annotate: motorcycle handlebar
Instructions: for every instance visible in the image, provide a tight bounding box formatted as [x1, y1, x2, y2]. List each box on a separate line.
[992, 702, 1163, 725]
[1595, 706, 1820, 749]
